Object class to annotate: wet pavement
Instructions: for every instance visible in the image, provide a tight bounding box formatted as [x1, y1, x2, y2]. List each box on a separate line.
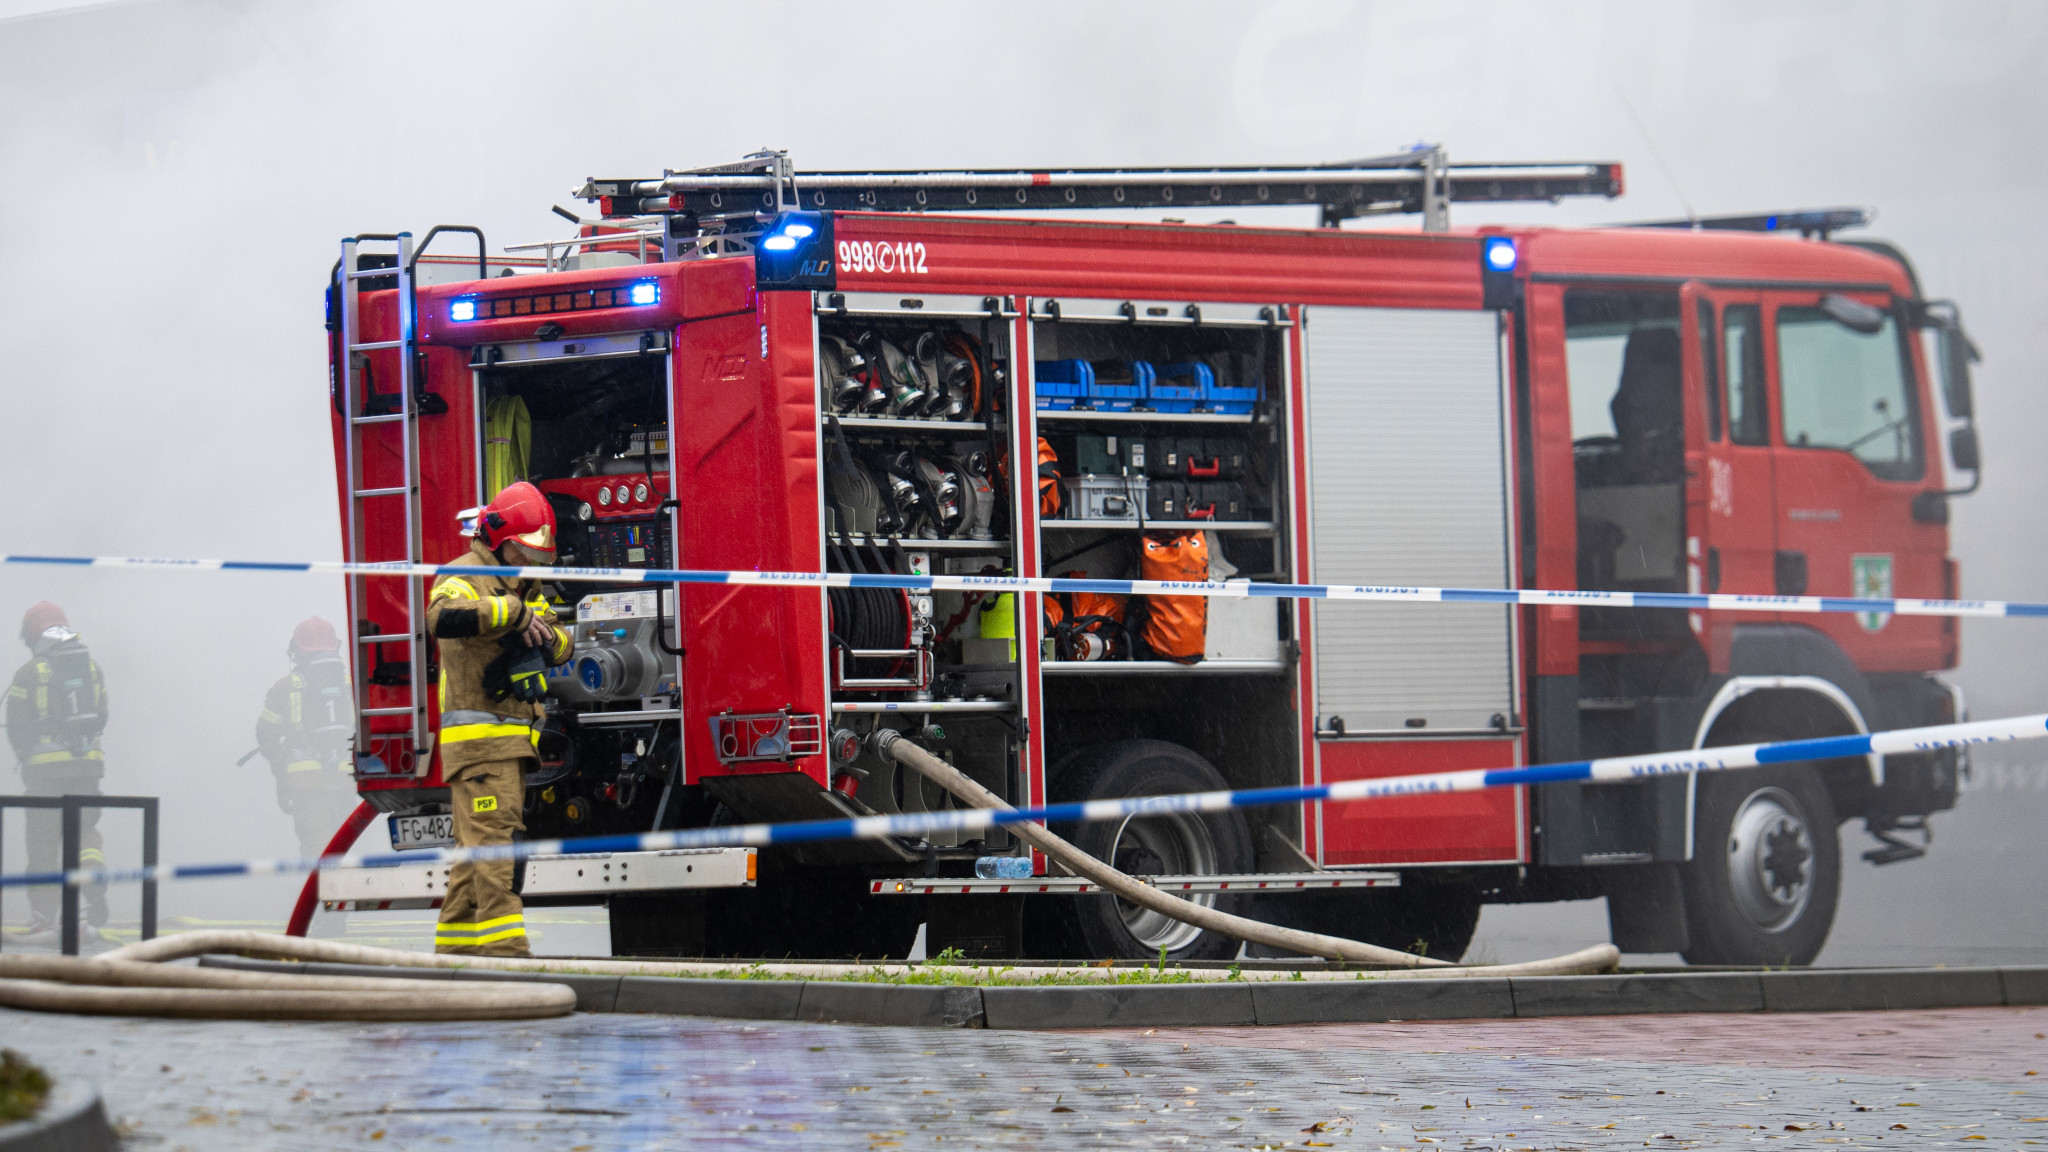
[2, 1003, 2044, 1149]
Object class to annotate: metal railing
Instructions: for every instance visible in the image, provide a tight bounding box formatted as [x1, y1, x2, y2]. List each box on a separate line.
[0, 793, 158, 956]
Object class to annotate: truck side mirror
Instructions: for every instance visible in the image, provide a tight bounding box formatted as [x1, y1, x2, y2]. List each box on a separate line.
[1949, 427, 1980, 472]
[1939, 323, 1978, 420]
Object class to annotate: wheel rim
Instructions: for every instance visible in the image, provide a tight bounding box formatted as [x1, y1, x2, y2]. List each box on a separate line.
[1723, 786, 1815, 933]
[1107, 811, 1217, 954]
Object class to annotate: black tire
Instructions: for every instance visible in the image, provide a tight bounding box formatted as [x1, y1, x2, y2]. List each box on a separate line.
[1042, 740, 1255, 962]
[1243, 884, 1483, 963]
[1681, 764, 1840, 966]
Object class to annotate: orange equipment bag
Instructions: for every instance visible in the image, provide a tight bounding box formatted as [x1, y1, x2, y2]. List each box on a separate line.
[1139, 531, 1208, 663]
[1037, 437, 1062, 518]
[1044, 571, 1130, 661]
[995, 436, 1064, 518]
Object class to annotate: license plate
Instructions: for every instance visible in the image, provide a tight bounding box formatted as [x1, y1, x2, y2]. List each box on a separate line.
[389, 814, 455, 851]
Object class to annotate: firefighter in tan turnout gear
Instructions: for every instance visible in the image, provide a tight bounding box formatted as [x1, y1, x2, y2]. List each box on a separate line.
[255, 617, 357, 859]
[426, 481, 572, 956]
[6, 602, 110, 943]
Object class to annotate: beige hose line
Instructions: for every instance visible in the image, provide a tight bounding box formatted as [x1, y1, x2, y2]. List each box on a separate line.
[0, 949, 575, 1021]
[874, 731, 1620, 978]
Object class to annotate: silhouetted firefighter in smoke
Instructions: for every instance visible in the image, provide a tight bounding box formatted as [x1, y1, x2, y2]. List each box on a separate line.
[256, 617, 358, 860]
[6, 602, 110, 945]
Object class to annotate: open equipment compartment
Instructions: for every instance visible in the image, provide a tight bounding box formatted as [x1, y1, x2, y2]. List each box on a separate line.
[812, 292, 1026, 852]
[1030, 299, 1294, 671]
[469, 332, 686, 845]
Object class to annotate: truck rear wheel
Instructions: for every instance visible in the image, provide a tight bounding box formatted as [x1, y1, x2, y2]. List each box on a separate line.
[1681, 764, 1840, 966]
[1045, 740, 1254, 962]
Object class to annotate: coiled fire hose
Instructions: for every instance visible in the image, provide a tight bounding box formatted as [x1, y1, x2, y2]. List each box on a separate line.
[871, 730, 1620, 978]
[0, 946, 576, 1021]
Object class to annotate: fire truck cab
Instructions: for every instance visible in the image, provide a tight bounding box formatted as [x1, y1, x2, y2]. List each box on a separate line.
[328, 151, 1979, 965]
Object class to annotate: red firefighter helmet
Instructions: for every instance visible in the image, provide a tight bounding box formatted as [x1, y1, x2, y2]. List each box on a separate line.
[20, 601, 67, 643]
[290, 616, 340, 657]
[478, 480, 556, 557]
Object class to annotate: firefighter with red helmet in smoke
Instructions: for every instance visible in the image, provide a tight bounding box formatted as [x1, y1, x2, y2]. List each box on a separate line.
[425, 481, 572, 956]
[256, 617, 357, 864]
[6, 602, 110, 944]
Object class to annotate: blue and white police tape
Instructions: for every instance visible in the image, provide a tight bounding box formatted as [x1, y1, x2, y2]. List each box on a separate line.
[4, 711, 2038, 894]
[1, 550, 2041, 620]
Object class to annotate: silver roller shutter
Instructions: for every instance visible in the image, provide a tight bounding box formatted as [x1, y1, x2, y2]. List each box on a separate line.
[1304, 306, 1515, 734]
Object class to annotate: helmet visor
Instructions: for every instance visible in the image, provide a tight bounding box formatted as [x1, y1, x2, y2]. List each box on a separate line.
[512, 523, 555, 552]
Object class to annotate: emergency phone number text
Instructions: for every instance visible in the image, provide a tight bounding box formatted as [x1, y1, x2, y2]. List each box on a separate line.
[837, 240, 928, 275]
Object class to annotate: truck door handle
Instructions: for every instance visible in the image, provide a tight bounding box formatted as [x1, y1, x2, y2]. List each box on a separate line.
[1707, 547, 1721, 593]
[1774, 550, 1808, 597]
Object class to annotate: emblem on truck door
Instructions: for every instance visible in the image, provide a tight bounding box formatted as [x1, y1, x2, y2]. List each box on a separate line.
[1853, 553, 1894, 632]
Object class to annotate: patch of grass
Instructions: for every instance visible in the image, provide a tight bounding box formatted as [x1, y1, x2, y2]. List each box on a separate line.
[0, 1049, 51, 1124]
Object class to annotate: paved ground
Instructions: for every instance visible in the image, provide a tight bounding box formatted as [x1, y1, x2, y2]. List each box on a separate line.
[4, 1003, 2044, 1150]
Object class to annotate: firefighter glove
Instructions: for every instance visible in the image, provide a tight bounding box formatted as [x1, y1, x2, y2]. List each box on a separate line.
[484, 636, 552, 703]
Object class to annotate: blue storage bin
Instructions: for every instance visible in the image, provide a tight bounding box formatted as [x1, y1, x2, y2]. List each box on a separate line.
[1086, 359, 1150, 412]
[1205, 371, 1261, 415]
[1146, 362, 1211, 414]
[1035, 359, 1091, 410]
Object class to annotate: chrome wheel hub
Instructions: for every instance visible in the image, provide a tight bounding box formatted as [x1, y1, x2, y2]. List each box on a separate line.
[1108, 811, 1217, 954]
[1724, 786, 1814, 933]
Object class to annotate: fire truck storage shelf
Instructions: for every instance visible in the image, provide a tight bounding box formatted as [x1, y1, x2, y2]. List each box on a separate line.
[1041, 658, 1289, 676]
[831, 701, 1017, 713]
[826, 535, 1013, 552]
[834, 415, 991, 434]
[1042, 520, 1276, 533]
[1037, 411, 1257, 426]
[576, 708, 683, 724]
[318, 847, 758, 910]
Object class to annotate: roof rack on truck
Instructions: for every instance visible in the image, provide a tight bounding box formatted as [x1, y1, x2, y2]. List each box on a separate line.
[575, 146, 1624, 232]
[1623, 206, 1872, 239]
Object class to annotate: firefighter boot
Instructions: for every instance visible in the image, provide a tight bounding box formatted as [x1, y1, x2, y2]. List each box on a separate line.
[436, 758, 530, 957]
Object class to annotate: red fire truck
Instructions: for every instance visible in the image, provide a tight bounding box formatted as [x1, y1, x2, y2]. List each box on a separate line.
[327, 149, 1980, 966]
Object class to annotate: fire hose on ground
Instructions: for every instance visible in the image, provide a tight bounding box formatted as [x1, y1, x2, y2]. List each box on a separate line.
[0, 947, 575, 1021]
[868, 729, 1620, 978]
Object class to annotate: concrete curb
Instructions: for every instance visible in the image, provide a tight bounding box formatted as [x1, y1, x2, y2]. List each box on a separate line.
[0, 1079, 116, 1152]
[195, 956, 2048, 1031]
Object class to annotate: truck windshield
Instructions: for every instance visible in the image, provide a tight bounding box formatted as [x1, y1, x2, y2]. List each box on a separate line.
[1776, 305, 1922, 481]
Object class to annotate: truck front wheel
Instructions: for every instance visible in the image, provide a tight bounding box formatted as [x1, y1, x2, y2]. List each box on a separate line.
[1681, 764, 1841, 966]
[1045, 740, 1255, 962]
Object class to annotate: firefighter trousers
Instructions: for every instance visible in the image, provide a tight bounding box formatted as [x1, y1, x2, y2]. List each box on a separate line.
[436, 757, 529, 956]
[279, 764, 361, 860]
[21, 762, 109, 927]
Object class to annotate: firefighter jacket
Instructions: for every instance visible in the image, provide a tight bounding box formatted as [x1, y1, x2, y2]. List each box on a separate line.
[426, 538, 572, 771]
[256, 653, 353, 781]
[6, 633, 108, 769]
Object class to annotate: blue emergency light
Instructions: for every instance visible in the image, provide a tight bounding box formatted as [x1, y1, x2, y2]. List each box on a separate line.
[754, 211, 836, 292]
[1482, 235, 1518, 272]
[760, 214, 820, 252]
[1480, 235, 1520, 310]
[450, 296, 478, 322]
[627, 280, 660, 306]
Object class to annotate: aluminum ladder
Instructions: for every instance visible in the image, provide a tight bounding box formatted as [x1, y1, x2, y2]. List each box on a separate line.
[577, 145, 1624, 230]
[336, 232, 431, 776]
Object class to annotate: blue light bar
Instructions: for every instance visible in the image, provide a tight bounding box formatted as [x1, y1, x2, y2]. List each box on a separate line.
[1482, 235, 1518, 272]
[628, 281, 659, 306]
[449, 297, 478, 322]
[761, 212, 822, 252]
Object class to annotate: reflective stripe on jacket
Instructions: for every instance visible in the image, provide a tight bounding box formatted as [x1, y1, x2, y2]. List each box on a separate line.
[427, 539, 571, 770]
